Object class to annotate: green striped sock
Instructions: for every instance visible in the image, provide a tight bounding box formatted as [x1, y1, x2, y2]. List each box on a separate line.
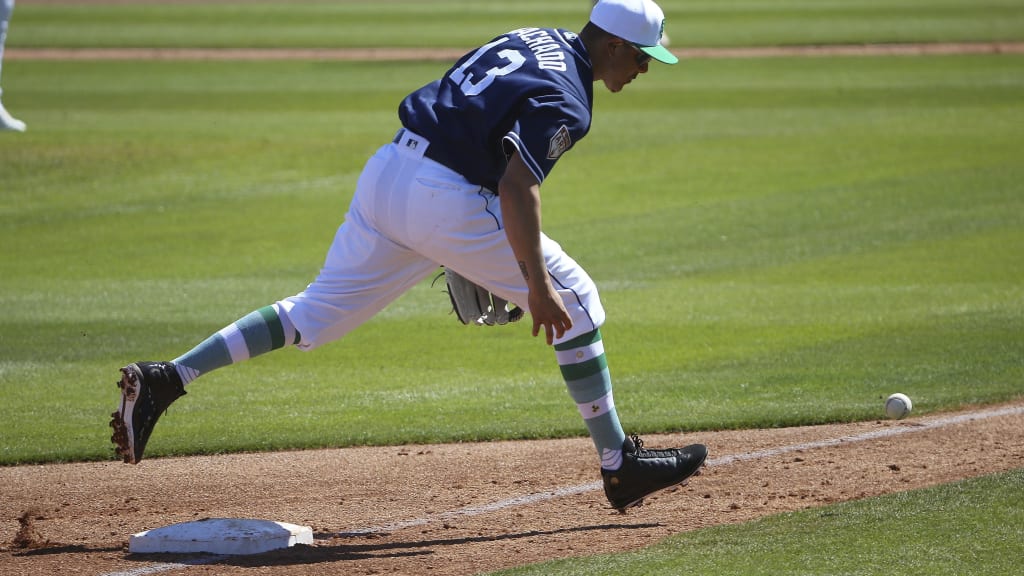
[556, 329, 627, 470]
[172, 304, 299, 385]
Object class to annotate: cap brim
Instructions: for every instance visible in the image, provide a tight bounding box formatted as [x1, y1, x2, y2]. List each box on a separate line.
[640, 44, 678, 65]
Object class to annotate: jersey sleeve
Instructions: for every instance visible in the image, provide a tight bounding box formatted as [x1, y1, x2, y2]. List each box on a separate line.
[502, 92, 589, 185]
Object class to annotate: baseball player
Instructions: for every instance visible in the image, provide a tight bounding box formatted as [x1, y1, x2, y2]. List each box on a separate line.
[110, 0, 707, 512]
[0, 0, 25, 132]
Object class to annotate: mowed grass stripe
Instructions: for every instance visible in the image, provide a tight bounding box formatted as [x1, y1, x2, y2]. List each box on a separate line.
[9, 0, 1024, 49]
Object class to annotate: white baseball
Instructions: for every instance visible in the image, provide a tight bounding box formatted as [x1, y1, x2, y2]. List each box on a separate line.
[885, 393, 913, 419]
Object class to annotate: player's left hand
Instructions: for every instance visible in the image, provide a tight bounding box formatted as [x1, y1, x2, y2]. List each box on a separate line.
[441, 268, 524, 326]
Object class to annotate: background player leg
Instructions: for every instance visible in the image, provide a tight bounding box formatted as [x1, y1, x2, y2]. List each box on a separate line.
[0, 0, 26, 132]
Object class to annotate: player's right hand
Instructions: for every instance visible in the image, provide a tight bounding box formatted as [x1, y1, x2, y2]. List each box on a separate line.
[528, 283, 572, 345]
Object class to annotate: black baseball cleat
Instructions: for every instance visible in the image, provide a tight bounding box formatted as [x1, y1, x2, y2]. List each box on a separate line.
[109, 361, 186, 464]
[602, 435, 708, 512]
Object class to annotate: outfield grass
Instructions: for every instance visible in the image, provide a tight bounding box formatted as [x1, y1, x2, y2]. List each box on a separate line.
[9, 0, 1024, 49]
[1, 53, 1021, 464]
[488, 468, 1024, 575]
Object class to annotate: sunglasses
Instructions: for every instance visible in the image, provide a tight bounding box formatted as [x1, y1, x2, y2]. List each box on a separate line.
[625, 42, 653, 66]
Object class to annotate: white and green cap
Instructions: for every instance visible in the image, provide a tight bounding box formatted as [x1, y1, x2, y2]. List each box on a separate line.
[590, 0, 677, 64]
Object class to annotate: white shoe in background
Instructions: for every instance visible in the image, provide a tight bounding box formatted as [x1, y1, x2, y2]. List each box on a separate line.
[0, 101, 26, 132]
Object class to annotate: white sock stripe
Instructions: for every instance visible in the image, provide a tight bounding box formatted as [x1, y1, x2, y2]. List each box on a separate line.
[174, 364, 200, 387]
[601, 448, 623, 470]
[576, 392, 614, 420]
[555, 340, 605, 366]
[217, 324, 250, 363]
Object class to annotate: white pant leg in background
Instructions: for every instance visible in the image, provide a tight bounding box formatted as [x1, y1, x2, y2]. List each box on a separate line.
[0, 0, 13, 90]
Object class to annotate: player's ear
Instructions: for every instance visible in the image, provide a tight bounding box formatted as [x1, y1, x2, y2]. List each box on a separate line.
[606, 38, 630, 66]
[606, 38, 620, 59]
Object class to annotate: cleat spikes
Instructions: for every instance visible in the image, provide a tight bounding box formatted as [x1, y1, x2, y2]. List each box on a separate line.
[108, 362, 185, 464]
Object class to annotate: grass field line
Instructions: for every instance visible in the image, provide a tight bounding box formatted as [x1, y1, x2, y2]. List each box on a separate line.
[96, 403, 1024, 576]
[8, 42, 1024, 62]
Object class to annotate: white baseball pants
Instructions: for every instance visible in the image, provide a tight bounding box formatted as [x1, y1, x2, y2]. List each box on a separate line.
[279, 129, 605, 350]
[0, 0, 13, 86]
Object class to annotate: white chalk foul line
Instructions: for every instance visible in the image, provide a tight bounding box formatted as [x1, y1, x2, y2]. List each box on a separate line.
[708, 404, 1024, 467]
[335, 404, 1024, 536]
[335, 481, 605, 536]
[101, 404, 1023, 576]
[102, 556, 226, 576]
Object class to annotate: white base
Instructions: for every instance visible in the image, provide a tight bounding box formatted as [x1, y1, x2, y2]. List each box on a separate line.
[129, 518, 314, 555]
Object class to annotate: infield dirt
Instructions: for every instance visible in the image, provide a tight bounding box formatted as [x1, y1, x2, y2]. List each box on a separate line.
[2, 402, 1023, 575]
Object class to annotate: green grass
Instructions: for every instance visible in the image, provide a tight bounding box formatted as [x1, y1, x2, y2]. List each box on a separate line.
[1, 53, 1021, 464]
[488, 468, 1024, 575]
[1, 3, 1022, 575]
[9, 0, 1024, 49]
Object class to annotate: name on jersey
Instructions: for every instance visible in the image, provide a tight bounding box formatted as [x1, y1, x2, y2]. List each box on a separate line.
[510, 27, 567, 72]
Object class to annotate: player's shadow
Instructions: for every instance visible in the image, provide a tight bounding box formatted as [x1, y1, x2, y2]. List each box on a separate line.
[153, 522, 662, 567]
[14, 544, 124, 556]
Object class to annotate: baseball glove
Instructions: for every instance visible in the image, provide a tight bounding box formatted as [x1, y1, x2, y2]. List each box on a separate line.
[441, 268, 524, 326]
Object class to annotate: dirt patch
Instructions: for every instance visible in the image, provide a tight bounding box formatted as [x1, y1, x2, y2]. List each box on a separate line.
[10, 509, 49, 551]
[2, 402, 1022, 575]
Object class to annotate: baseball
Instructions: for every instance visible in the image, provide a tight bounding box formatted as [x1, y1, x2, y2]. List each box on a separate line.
[885, 393, 913, 419]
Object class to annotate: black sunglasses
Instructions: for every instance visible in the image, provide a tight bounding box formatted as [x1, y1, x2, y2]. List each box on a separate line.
[626, 42, 653, 66]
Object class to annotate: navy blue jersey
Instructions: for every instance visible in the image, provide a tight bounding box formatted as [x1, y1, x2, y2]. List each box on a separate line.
[399, 27, 593, 192]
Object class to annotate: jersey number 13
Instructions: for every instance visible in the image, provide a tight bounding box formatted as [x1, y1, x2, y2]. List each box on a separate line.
[449, 37, 526, 96]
